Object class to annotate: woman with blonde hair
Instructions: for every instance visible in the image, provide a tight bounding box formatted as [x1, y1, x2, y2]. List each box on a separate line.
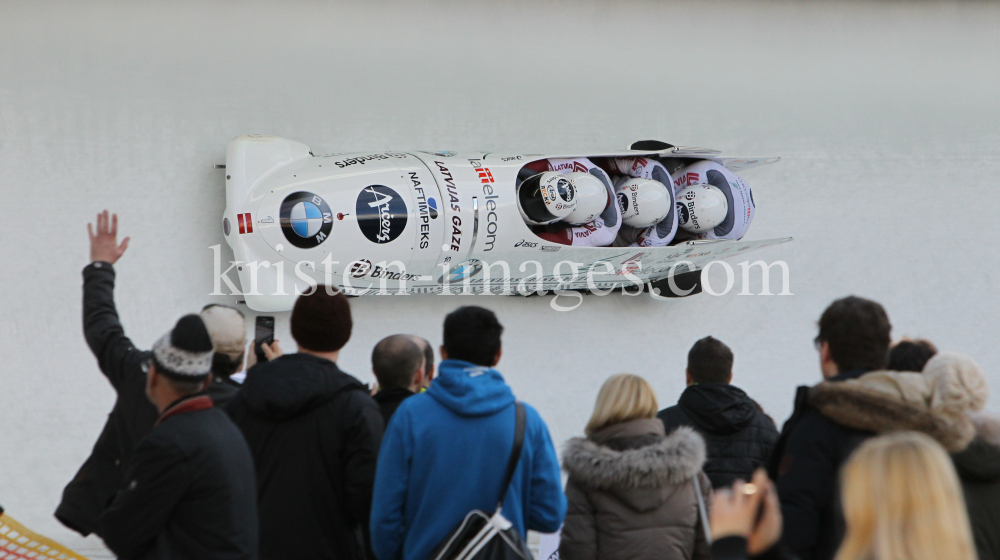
[836, 431, 978, 560]
[560, 373, 711, 560]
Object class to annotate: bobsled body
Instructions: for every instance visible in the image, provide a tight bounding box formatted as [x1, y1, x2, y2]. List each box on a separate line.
[223, 135, 790, 311]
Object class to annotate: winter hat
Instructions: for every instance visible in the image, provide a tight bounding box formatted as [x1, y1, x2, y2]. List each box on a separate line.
[151, 314, 215, 380]
[290, 286, 352, 352]
[199, 305, 247, 360]
[922, 352, 988, 415]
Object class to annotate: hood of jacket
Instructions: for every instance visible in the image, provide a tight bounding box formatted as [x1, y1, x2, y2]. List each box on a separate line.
[426, 359, 515, 417]
[952, 413, 1000, 482]
[562, 419, 706, 512]
[678, 383, 758, 435]
[808, 355, 987, 452]
[240, 353, 365, 421]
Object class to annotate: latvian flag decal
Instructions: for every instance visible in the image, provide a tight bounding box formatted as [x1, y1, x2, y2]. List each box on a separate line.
[237, 213, 253, 234]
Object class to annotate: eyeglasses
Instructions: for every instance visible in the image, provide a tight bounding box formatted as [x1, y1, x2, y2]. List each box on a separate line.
[814, 337, 823, 351]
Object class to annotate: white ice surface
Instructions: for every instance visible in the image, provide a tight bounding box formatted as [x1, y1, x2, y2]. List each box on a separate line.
[1, 1, 999, 557]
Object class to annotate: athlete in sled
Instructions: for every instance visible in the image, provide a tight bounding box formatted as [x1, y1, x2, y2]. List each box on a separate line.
[221, 136, 789, 311]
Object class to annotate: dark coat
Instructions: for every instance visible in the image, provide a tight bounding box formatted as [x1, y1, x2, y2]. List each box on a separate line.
[372, 386, 414, 427]
[805, 371, 999, 560]
[953, 414, 1000, 560]
[98, 395, 259, 560]
[658, 383, 779, 488]
[206, 375, 241, 407]
[227, 353, 384, 560]
[56, 263, 247, 536]
[767, 369, 872, 560]
[56, 262, 159, 536]
[560, 419, 711, 560]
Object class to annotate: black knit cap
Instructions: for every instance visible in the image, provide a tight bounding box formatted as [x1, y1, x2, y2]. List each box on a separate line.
[152, 314, 215, 380]
[290, 286, 352, 352]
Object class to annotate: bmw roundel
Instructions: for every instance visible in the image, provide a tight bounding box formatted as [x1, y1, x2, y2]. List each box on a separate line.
[280, 191, 333, 248]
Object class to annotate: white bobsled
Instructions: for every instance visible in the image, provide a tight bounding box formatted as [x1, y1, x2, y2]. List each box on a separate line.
[222, 135, 791, 311]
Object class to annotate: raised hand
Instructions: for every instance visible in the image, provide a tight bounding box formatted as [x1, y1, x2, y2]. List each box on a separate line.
[88, 210, 130, 264]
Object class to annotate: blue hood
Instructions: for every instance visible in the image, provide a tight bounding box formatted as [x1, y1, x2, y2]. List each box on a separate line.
[427, 360, 514, 417]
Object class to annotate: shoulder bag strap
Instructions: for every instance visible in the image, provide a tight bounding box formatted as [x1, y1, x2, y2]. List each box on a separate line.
[495, 402, 526, 513]
[693, 473, 712, 546]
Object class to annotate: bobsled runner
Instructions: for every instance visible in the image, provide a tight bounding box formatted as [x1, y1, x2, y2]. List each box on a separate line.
[221, 135, 791, 311]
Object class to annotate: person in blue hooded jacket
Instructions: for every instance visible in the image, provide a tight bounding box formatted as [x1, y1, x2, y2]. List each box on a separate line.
[370, 306, 567, 560]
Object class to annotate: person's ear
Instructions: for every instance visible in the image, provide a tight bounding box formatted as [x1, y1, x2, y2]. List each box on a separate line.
[726, 371, 733, 384]
[439, 345, 448, 361]
[685, 369, 693, 386]
[411, 368, 424, 390]
[146, 363, 159, 393]
[492, 347, 502, 367]
[201, 375, 212, 392]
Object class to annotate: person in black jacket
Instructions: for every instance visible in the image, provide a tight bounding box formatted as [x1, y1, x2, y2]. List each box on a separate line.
[56, 211, 251, 537]
[371, 334, 426, 426]
[227, 286, 384, 560]
[658, 336, 779, 489]
[98, 314, 258, 560]
[767, 296, 892, 560]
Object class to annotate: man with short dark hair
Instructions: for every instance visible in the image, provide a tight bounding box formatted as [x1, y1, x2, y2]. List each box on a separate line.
[886, 338, 937, 372]
[768, 295, 892, 560]
[227, 287, 384, 560]
[370, 306, 566, 560]
[98, 314, 258, 559]
[658, 336, 778, 488]
[372, 335, 426, 425]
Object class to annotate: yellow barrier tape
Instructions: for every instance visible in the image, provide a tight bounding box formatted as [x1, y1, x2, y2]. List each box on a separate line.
[0, 513, 90, 560]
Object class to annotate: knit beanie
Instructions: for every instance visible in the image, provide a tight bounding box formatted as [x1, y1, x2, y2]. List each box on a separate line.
[290, 286, 352, 352]
[151, 314, 215, 380]
[199, 305, 247, 361]
[922, 352, 989, 415]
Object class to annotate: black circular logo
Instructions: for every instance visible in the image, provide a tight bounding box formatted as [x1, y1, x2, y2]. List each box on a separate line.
[617, 192, 628, 214]
[356, 185, 408, 244]
[556, 178, 575, 202]
[676, 202, 690, 226]
[280, 192, 333, 248]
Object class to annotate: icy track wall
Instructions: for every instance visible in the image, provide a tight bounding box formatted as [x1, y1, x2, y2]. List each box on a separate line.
[1, 0, 999, 554]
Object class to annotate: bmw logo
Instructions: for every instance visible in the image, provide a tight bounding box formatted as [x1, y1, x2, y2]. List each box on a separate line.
[280, 192, 333, 248]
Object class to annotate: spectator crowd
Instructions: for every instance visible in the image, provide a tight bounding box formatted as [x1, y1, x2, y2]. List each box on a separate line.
[61, 211, 1000, 560]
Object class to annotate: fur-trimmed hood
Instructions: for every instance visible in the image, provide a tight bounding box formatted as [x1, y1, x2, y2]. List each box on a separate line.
[562, 419, 706, 490]
[808, 352, 988, 452]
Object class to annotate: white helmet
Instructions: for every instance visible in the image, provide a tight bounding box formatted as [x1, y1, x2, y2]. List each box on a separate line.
[615, 177, 671, 228]
[518, 172, 578, 225]
[562, 172, 608, 225]
[675, 183, 729, 233]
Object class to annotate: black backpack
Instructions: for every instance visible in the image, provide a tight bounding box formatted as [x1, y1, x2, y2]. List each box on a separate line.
[430, 402, 533, 560]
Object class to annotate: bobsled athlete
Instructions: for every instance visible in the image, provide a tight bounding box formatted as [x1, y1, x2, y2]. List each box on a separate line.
[671, 160, 755, 241]
[600, 157, 680, 248]
[523, 157, 623, 247]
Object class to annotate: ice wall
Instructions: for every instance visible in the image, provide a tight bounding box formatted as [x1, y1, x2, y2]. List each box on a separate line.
[1, 1, 998, 555]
